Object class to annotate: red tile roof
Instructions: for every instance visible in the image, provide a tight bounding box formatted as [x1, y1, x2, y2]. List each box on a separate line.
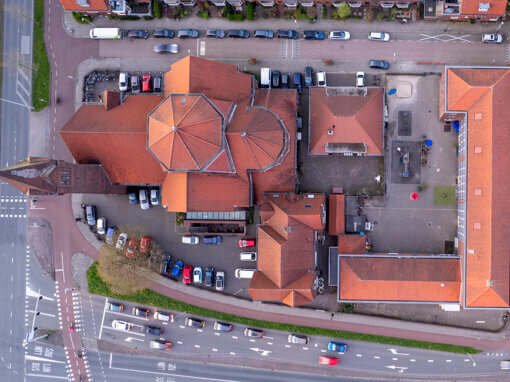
[60, 95, 166, 184]
[328, 194, 345, 235]
[59, 0, 108, 11]
[309, 87, 384, 155]
[339, 256, 461, 302]
[444, 67, 510, 308]
[460, 0, 506, 16]
[338, 234, 365, 254]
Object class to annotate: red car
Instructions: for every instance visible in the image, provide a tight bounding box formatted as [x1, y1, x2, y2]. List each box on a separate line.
[140, 236, 151, 253]
[125, 239, 138, 258]
[182, 265, 192, 284]
[319, 356, 339, 366]
[238, 239, 256, 248]
[142, 74, 151, 92]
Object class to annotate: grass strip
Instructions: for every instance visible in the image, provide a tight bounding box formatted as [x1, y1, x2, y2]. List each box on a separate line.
[32, 0, 50, 111]
[87, 262, 481, 354]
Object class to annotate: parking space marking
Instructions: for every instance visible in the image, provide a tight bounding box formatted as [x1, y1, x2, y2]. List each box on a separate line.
[374, 356, 380, 359]
[179, 325, 185, 329]
[177, 341, 183, 345]
[356, 354, 362, 357]
[102, 326, 145, 337]
[214, 333, 220, 336]
[212, 348, 218, 352]
[230, 352, 236, 355]
[249, 339, 255, 342]
[194, 345, 200, 348]
[106, 310, 149, 321]
[232, 336, 237, 339]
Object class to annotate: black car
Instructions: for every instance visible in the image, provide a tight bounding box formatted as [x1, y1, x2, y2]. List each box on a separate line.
[177, 29, 199, 39]
[228, 29, 250, 39]
[160, 253, 171, 276]
[277, 30, 298, 39]
[272, 70, 281, 88]
[281, 74, 290, 89]
[303, 30, 325, 40]
[205, 267, 214, 287]
[304, 66, 313, 87]
[254, 30, 274, 39]
[153, 29, 174, 39]
[369, 60, 390, 70]
[127, 29, 150, 39]
[144, 326, 164, 336]
[133, 307, 150, 318]
[293, 73, 302, 94]
[206, 29, 226, 39]
[185, 317, 205, 328]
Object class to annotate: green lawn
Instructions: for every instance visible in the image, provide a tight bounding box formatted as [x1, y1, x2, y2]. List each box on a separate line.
[32, 0, 50, 111]
[434, 186, 456, 205]
[88, 263, 481, 354]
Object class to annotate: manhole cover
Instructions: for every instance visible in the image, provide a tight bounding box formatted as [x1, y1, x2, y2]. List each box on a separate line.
[444, 124, 451, 132]
[427, 221, 432, 227]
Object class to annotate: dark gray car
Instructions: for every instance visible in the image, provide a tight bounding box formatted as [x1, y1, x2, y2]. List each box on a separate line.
[127, 29, 150, 39]
[178, 29, 199, 39]
[153, 29, 174, 38]
[206, 29, 226, 39]
[369, 60, 390, 70]
[277, 30, 298, 39]
[153, 44, 179, 54]
[228, 29, 250, 39]
[254, 30, 274, 39]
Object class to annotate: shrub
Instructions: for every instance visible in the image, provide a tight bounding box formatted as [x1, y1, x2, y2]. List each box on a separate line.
[322, 5, 327, 19]
[175, 213, 185, 225]
[72, 12, 93, 24]
[324, 59, 333, 65]
[366, 7, 374, 22]
[376, 12, 384, 21]
[153, 0, 163, 18]
[247, 2, 256, 20]
[249, 58, 257, 65]
[340, 303, 355, 313]
[227, 13, 244, 21]
[143, 15, 154, 20]
[334, 3, 351, 19]
[120, 15, 141, 20]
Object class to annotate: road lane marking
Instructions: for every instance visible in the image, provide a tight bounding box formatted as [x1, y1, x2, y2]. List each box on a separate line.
[212, 348, 218, 352]
[230, 352, 236, 355]
[214, 333, 220, 336]
[98, 299, 108, 340]
[410, 359, 416, 362]
[374, 356, 380, 359]
[194, 345, 200, 348]
[232, 336, 237, 339]
[249, 339, 255, 342]
[356, 354, 362, 357]
[179, 325, 185, 329]
[392, 358, 397, 361]
[267, 342, 273, 345]
[428, 360, 434, 363]
[321, 349, 326, 353]
[285, 345, 290, 348]
[446, 360, 452, 363]
[177, 341, 182, 345]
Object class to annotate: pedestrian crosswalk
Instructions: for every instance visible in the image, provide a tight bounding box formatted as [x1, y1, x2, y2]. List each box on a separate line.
[0, 195, 27, 218]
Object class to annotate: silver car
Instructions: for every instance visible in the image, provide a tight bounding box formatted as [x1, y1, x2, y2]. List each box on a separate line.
[153, 44, 179, 54]
[368, 32, 390, 41]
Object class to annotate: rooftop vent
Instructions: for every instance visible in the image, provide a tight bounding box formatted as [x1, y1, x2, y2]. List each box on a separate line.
[307, 194, 315, 199]
[440, 283, 445, 287]
[474, 146, 482, 154]
[181, 97, 187, 104]
[474, 113, 482, 120]
[487, 280, 493, 286]
[478, 2, 490, 12]
[304, 204, 312, 208]
[468, 249, 475, 254]
[328, 130, 334, 135]
[283, 226, 292, 233]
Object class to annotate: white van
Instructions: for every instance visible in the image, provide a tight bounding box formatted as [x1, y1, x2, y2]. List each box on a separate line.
[260, 68, 271, 89]
[235, 268, 256, 279]
[89, 28, 122, 39]
[240, 252, 257, 261]
[182, 236, 199, 244]
[154, 312, 174, 322]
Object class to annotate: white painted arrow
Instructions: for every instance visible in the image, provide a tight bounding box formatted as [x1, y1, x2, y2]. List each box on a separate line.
[125, 337, 144, 342]
[386, 365, 408, 373]
[388, 348, 410, 356]
[249, 347, 272, 356]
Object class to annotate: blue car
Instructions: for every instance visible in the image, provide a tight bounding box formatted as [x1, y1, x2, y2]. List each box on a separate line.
[106, 227, 117, 245]
[160, 253, 171, 276]
[128, 192, 138, 205]
[172, 261, 184, 277]
[204, 236, 221, 244]
[328, 342, 347, 354]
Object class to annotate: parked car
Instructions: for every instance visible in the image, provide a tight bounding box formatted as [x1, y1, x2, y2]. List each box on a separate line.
[205, 267, 214, 287]
[142, 75, 151, 93]
[150, 189, 160, 205]
[356, 71, 365, 88]
[131, 76, 140, 94]
[215, 271, 225, 291]
[106, 302, 124, 312]
[193, 267, 203, 284]
[288, 334, 309, 344]
[144, 326, 164, 336]
[182, 236, 199, 244]
[96, 217, 106, 235]
[235, 268, 256, 279]
[328, 31, 350, 40]
[317, 71, 326, 87]
[185, 317, 205, 328]
[328, 342, 348, 354]
[240, 252, 257, 261]
[160, 253, 171, 276]
[140, 236, 150, 253]
[116, 233, 128, 249]
[128, 192, 138, 204]
[139, 189, 150, 210]
[281, 73, 289, 89]
[303, 30, 325, 40]
[177, 29, 199, 39]
[153, 44, 179, 54]
[127, 29, 150, 39]
[482, 33, 503, 43]
[153, 29, 174, 38]
[239, 239, 256, 248]
[254, 30, 274, 39]
[183, 265, 192, 284]
[277, 30, 298, 39]
[500, 360, 510, 370]
[206, 29, 225, 39]
[293, 73, 302, 94]
[228, 29, 250, 39]
[244, 328, 263, 338]
[106, 227, 117, 245]
[369, 60, 390, 70]
[319, 356, 339, 366]
[368, 32, 390, 41]
[132, 307, 150, 318]
[204, 236, 221, 244]
[304, 66, 313, 87]
[85, 205, 96, 226]
[150, 339, 172, 350]
[154, 312, 174, 322]
[112, 320, 131, 331]
[172, 260, 184, 277]
[214, 321, 233, 332]
[119, 72, 128, 92]
[153, 77, 162, 92]
[272, 70, 281, 88]
[125, 239, 138, 258]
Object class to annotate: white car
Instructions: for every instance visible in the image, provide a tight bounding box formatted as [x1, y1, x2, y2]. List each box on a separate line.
[328, 31, 350, 40]
[150, 189, 159, 205]
[317, 71, 326, 87]
[96, 217, 106, 235]
[368, 32, 390, 42]
[356, 71, 365, 88]
[119, 72, 128, 92]
[182, 236, 199, 244]
[112, 320, 131, 331]
[482, 33, 502, 43]
[139, 189, 150, 210]
[193, 266, 202, 283]
[116, 233, 128, 249]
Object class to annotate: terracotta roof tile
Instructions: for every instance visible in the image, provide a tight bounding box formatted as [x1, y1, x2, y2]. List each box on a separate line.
[338, 234, 365, 254]
[309, 87, 384, 155]
[328, 194, 345, 235]
[60, 96, 166, 184]
[59, 0, 108, 11]
[249, 271, 314, 307]
[339, 256, 461, 302]
[460, 0, 506, 16]
[161, 172, 187, 212]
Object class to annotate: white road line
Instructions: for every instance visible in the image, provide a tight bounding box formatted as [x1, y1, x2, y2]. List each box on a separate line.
[230, 352, 236, 356]
[267, 342, 273, 345]
[98, 298, 108, 340]
[446, 360, 452, 363]
[179, 325, 185, 329]
[212, 348, 218, 352]
[374, 356, 380, 359]
[410, 359, 416, 362]
[356, 354, 362, 357]
[249, 339, 255, 342]
[232, 336, 237, 339]
[428, 360, 434, 363]
[194, 345, 200, 348]
[321, 350, 326, 353]
[214, 333, 220, 336]
[177, 341, 183, 345]
[285, 345, 291, 348]
[25, 374, 68, 379]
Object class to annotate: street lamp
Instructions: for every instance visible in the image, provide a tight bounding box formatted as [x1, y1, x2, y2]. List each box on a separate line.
[81, 17, 95, 26]
[496, 21, 504, 32]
